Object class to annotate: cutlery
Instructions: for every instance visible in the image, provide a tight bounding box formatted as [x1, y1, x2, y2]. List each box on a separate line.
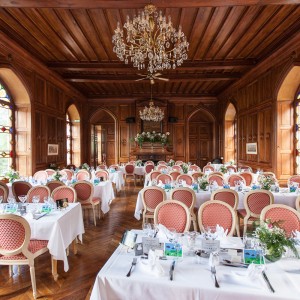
[262, 270, 275, 293]
[221, 259, 248, 268]
[169, 260, 175, 281]
[211, 266, 220, 288]
[126, 257, 137, 277]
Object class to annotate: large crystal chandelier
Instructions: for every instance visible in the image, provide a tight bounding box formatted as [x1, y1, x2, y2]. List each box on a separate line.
[139, 86, 164, 122]
[112, 4, 189, 74]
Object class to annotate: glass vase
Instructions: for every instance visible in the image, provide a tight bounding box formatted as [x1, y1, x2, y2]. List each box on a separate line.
[265, 247, 283, 262]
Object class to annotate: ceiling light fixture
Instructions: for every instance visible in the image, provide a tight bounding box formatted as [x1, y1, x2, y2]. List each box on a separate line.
[139, 85, 164, 122]
[112, 3, 189, 74]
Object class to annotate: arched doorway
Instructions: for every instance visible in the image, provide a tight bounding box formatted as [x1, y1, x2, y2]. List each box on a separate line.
[224, 103, 237, 163]
[90, 109, 117, 168]
[0, 68, 31, 176]
[276, 66, 300, 182]
[187, 108, 216, 168]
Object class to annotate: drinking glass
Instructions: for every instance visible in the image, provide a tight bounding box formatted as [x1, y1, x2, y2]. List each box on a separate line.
[7, 197, 16, 204]
[0, 196, 3, 204]
[204, 225, 217, 240]
[32, 195, 40, 210]
[18, 195, 27, 206]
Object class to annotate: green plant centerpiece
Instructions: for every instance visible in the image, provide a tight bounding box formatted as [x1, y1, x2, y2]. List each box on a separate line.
[198, 176, 209, 191]
[133, 131, 170, 148]
[168, 159, 175, 167]
[258, 175, 275, 190]
[53, 171, 62, 181]
[181, 163, 189, 174]
[219, 165, 227, 174]
[81, 163, 90, 170]
[135, 160, 143, 167]
[254, 219, 299, 262]
[5, 169, 20, 183]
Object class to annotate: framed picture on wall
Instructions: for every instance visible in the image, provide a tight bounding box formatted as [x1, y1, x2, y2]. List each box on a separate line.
[246, 143, 257, 155]
[141, 120, 162, 133]
[48, 144, 59, 156]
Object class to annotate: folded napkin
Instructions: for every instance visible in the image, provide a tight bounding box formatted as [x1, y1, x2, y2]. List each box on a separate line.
[293, 230, 300, 240]
[139, 249, 165, 277]
[156, 224, 172, 241]
[157, 180, 163, 187]
[215, 224, 228, 240]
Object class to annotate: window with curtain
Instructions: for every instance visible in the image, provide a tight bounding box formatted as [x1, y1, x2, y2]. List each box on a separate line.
[66, 112, 72, 166]
[0, 83, 14, 175]
[296, 93, 300, 174]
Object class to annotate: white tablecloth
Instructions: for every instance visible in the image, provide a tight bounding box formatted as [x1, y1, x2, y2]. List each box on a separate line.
[134, 188, 298, 220]
[94, 181, 115, 214]
[120, 166, 145, 176]
[24, 202, 85, 272]
[109, 171, 125, 192]
[90, 234, 300, 300]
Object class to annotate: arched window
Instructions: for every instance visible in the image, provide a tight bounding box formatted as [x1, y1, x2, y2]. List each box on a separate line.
[295, 93, 300, 174]
[66, 112, 72, 165]
[0, 82, 14, 175]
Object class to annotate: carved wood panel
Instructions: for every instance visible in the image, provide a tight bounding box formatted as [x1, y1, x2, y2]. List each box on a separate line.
[119, 123, 129, 160]
[173, 124, 185, 159]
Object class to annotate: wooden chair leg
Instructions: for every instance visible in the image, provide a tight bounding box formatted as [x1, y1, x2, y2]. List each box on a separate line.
[92, 205, 97, 226]
[29, 264, 37, 299]
[72, 239, 78, 255]
[51, 256, 58, 281]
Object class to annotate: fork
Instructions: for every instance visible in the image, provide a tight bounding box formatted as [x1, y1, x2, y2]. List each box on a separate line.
[211, 266, 220, 288]
[126, 258, 137, 277]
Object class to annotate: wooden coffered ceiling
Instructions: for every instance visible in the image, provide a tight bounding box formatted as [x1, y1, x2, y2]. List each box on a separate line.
[0, 0, 299, 100]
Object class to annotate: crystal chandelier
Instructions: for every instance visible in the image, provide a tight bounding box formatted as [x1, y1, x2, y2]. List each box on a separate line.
[139, 86, 164, 122]
[112, 4, 189, 74]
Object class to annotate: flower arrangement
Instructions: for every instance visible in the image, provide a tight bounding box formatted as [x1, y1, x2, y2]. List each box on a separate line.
[5, 169, 20, 183]
[168, 159, 175, 167]
[254, 219, 299, 262]
[198, 176, 209, 190]
[258, 175, 275, 190]
[134, 131, 170, 148]
[219, 165, 227, 174]
[135, 160, 143, 167]
[181, 163, 189, 174]
[53, 171, 62, 181]
[80, 163, 90, 170]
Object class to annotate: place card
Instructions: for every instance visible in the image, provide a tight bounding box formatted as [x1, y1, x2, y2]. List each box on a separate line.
[120, 230, 137, 249]
[142, 237, 161, 254]
[243, 249, 264, 264]
[202, 239, 220, 254]
[164, 242, 183, 257]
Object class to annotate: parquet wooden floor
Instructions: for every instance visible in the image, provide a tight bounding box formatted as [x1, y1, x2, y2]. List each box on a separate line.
[0, 183, 142, 300]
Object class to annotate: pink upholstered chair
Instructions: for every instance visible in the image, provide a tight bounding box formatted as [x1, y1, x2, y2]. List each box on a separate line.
[238, 190, 274, 235]
[0, 182, 9, 202]
[76, 169, 91, 181]
[192, 172, 204, 182]
[141, 186, 166, 226]
[207, 174, 224, 186]
[46, 180, 65, 193]
[109, 164, 119, 171]
[287, 175, 300, 186]
[61, 169, 74, 180]
[157, 161, 167, 166]
[51, 186, 77, 203]
[124, 163, 136, 185]
[170, 187, 197, 231]
[156, 174, 172, 184]
[33, 170, 48, 182]
[175, 160, 184, 165]
[198, 200, 236, 237]
[240, 172, 254, 186]
[227, 174, 246, 187]
[154, 200, 191, 233]
[211, 189, 239, 236]
[144, 164, 155, 174]
[157, 165, 169, 172]
[45, 169, 56, 177]
[97, 164, 107, 170]
[239, 165, 253, 172]
[169, 171, 181, 181]
[73, 181, 101, 226]
[172, 165, 182, 172]
[296, 196, 300, 212]
[176, 174, 194, 185]
[145, 161, 155, 165]
[149, 171, 161, 182]
[203, 165, 215, 172]
[95, 170, 109, 181]
[27, 185, 51, 203]
[0, 214, 51, 299]
[260, 204, 300, 237]
[12, 181, 32, 200]
[226, 165, 237, 173]
[189, 164, 201, 172]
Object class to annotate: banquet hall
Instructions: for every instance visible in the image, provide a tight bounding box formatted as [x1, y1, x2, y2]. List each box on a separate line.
[0, 1, 300, 299]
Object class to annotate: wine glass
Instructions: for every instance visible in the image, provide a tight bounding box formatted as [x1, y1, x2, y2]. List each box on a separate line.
[32, 195, 40, 210]
[204, 225, 217, 240]
[0, 196, 3, 204]
[18, 195, 27, 206]
[7, 197, 16, 204]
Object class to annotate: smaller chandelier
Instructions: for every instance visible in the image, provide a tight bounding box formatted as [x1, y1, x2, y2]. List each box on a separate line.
[112, 4, 189, 74]
[139, 86, 164, 122]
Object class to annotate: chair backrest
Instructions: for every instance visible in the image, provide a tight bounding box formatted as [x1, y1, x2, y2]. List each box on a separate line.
[97, 164, 107, 170]
[45, 169, 56, 177]
[239, 165, 253, 172]
[157, 161, 167, 165]
[109, 164, 119, 171]
[46, 180, 65, 193]
[73, 181, 94, 204]
[154, 200, 191, 233]
[203, 165, 215, 172]
[129, 160, 135, 165]
[198, 200, 236, 236]
[51, 186, 77, 203]
[95, 170, 109, 180]
[66, 164, 76, 170]
[27, 185, 51, 203]
[227, 174, 246, 187]
[0, 214, 31, 259]
[244, 190, 274, 218]
[207, 174, 224, 186]
[145, 161, 155, 165]
[12, 181, 32, 200]
[191, 172, 204, 182]
[61, 169, 74, 180]
[176, 174, 194, 185]
[226, 165, 237, 172]
[149, 171, 161, 181]
[288, 175, 300, 186]
[240, 172, 254, 186]
[157, 165, 169, 172]
[144, 164, 155, 174]
[261, 204, 300, 237]
[141, 186, 166, 212]
[33, 170, 48, 182]
[169, 171, 181, 181]
[189, 164, 200, 172]
[211, 189, 238, 210]
[156, 174, 172, 184]
[175, 161, 183, 165]
[125, 164, 135, 174]
[172, 165, 182, 172]
[210, 171, 223, 176]
[0, 182, 9, 202]
[170, 187, 196, 210]
[76, 169, 91, 181]
[296, 196, 300, 212]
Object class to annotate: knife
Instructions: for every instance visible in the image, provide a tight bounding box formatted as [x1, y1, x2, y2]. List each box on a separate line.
[262, 270, 275, 293]
[169, 260, 175, 281]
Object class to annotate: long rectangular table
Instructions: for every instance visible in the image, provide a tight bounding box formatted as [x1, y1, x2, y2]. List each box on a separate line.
[90, 232, 300, 300]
